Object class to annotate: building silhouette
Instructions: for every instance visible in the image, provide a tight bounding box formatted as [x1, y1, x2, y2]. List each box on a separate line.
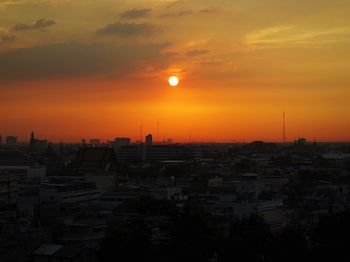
[29, 131, 48, 152]
[115, 138, 131, 147]
[146, 134, 153, 145]
[115, 144, 203, 161]
[90, 139, 101, 147]
[6, 136, 17, 146]
[73, 147, 116, 175]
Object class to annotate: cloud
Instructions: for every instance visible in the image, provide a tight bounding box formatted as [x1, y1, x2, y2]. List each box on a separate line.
[96, 22, 158, 37]
[160, 10, 193, 18]
[245, 25, 294, 44]
[165, 0, 185, 9]
[246, 25, 350, 49]
[0, 0, 28, 10]
[199, 8, 219, 14]
[1, 35, 16, 44]
[160, 7, 218, 18]
[12, 18, 56, 31]
[186, 49, 210, 57]
[200, 60, 221, 66]
[0, 42, 169, 81]
[165, 51, 179, 56]
[120, 8, 152, 19]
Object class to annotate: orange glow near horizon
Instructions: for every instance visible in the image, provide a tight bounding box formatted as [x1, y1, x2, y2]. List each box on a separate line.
[1, 76, 350, 143]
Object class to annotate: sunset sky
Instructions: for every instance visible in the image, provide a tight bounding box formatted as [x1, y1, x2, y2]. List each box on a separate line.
[0, 0, 350, 143]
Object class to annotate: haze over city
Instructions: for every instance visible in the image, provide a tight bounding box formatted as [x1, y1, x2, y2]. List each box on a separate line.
[1, 0, 350, 142]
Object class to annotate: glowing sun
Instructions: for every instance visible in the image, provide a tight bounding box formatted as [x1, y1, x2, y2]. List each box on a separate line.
[168, 76, 179, 87]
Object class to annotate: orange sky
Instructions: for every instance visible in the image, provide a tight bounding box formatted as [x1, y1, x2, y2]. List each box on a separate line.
[0, 0, 350, 143]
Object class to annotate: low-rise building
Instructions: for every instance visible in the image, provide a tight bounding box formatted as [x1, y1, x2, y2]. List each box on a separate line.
[40, 180, 100, 205]
[0, 174, 18, 218]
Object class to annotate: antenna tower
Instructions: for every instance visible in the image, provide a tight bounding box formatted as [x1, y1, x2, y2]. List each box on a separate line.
[283, 112, 286, 142]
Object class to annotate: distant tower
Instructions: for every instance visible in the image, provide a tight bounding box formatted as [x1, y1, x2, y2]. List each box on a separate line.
[283, 112, 286, 142]
[157, 121, 160, 144]
[146, 134, 153, 145]
[60, 141, 64, 154]
[140, 121, 143, 144]
[190, 128, 192, 144]
[29, 131, 35, 149]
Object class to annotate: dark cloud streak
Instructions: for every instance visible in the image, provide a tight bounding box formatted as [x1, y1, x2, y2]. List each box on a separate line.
[199, 8, 219, 14]
[12, 19, 55, 31]
[1, 35, 16, 44]
[0, 42, 169, 82]
[96, 22, 158, 37]
[186, 49, 210, 57]
[160, 8, 218, 18]
[120, 8, 152, 19]
[160, 10, 193, 18]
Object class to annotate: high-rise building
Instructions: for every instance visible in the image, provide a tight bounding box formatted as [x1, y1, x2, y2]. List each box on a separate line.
[6, 136, 17, 146]
[146, 134, 153, 145]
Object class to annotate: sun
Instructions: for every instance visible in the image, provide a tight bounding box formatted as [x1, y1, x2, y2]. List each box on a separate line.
[168, 76, 179, 87]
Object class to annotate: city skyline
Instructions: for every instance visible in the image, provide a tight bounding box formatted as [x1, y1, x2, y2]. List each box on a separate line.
[0, 126, 349, 144]
[1, 0, 350, 142]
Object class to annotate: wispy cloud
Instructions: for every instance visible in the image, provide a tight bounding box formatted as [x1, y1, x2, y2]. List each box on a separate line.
[246, 25, 350, 49]
[186, 49, 210, 57]
[246, 25, 295, 45]
[0, 0, 27, 9]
